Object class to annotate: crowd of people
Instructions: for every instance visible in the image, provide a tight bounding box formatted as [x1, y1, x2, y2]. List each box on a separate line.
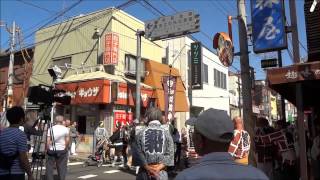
[0, 106, 320, 180]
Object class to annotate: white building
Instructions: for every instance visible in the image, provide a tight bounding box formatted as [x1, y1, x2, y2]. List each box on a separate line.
[164, 36, 229, 130]
[229, 71, 242, 119]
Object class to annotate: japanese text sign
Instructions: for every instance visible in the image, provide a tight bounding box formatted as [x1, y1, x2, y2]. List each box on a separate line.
[113, 111, 133, 130]
[55, 79, 109, 104]
[163, 76, 177, 123]
[191, 42, 203, 89]
[251, 0, 287, 53]
[104, 32, 119, 65]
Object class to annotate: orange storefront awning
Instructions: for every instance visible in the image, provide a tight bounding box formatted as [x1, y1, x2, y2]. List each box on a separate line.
[55, 79, 111, 105]
[55, 71, 154, 107]
[144, 60, 189, 112]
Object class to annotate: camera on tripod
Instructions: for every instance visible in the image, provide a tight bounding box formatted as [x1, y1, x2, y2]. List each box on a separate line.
[27, 84, 71, 106]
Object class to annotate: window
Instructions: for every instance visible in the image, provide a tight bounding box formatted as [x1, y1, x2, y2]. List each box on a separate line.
[204, 64, 208, 83]
[214, 69, 218, 87]
[52, 56, 71, 67]
[214, 68, 227, 89]
[125, 54, 145, 77]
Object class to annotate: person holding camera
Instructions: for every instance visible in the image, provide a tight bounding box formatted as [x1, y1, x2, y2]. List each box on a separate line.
[45, 115, 70, 180]
[0, 106, 34, 180]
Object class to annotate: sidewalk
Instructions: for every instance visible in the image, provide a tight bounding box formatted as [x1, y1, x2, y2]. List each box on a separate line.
[69, 152, 89, 162]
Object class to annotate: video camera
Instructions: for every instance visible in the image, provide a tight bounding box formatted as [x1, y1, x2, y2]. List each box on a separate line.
[28, 84, 71, 105]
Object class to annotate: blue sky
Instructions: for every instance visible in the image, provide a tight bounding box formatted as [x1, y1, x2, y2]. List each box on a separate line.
[0, 0, 309, 80]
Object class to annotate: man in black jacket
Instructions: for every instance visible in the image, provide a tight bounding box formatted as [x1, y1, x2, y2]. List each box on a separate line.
[110, 122, 125, 167]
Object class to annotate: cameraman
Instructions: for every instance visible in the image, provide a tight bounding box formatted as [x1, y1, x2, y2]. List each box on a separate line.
[45, 115, 70, 180]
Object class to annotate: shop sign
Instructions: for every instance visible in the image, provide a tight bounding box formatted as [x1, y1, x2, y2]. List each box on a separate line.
[115, 84, 152, 107]
[113, 111, 133, 130]
[267, 61, 320, 85]
[55, 79, 108, 105]
[251, 0, 287, 53]
[191, 42, 203, 89]
[104, 32, 119, 65]
[163, 76, 177, 122]
[261, 58, 278, 69]
[284, 68, 320, 80]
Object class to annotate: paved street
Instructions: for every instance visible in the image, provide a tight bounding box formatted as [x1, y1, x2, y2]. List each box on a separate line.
[66, 163, 135, 180]
[31, 161, 178, 180]
[33, 162, 136, 180]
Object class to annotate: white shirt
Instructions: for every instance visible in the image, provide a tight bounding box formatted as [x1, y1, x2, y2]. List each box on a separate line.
[47, 124, 69, 151]
[175, 152, 268, 180]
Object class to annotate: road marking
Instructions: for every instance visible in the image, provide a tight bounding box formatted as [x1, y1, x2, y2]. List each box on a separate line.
[78, 174, 98, 179]
[68, 162, 84, 166]
[32, 162, 84, 171]
[104, 170, 120, 174]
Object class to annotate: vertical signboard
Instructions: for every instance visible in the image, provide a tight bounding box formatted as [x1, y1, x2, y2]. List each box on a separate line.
[104, 32, 119, 65]
[191, 42, 202, 89]
[251, 0, 287, 53]
[162, 76, 177, 122]
[113, 111, 133, 130]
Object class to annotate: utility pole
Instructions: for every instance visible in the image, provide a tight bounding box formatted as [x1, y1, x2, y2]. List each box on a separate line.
[237, 0, 254, 164]
[289, 1, 308, 179]
[7, 21, 16, 109]
[135, 30, 144, 121]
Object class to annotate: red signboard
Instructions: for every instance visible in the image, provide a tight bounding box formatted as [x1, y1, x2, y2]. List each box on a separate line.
[104, 33, 119, 65]
[113, 111, 133, 130]
[55, 79, 110, 104]
[114, 83, 153, 107]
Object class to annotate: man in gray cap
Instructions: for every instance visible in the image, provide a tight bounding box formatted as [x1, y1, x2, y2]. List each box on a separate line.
[175, 108, 268, 180]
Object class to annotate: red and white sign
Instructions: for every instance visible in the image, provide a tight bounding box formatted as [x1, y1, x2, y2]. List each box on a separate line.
[104, 33, 119, 65]
[113, 111, 133, 130]
[55, 79, 110, 104]
[114, 83, 153, 107]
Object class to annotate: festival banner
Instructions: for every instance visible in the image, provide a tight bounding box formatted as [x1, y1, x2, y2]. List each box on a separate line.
[162, 76, 177, 122]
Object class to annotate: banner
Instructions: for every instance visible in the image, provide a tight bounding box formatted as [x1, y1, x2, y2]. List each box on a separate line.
[162, 76, 177, 122]
[104, 32, 119, 65]
[251, 0, 287, 53]
[113, 111, 133, 130]
[191, 42, 203, 89]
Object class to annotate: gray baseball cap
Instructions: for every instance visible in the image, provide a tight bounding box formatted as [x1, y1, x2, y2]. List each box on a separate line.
[188, 108, 234, 143]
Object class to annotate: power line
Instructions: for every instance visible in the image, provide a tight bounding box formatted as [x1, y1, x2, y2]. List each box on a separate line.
[162, 0, 178, 12]
[31, 1, 136, 74]
[160, 0, 212, 43]
[142, 0, 165, 16]
[136, 0, 159, 17]
[19, 0, 135, 50]
[16, 0, 57, 14]
[1, 0, 84, 52]
[209, 1, 228, 17]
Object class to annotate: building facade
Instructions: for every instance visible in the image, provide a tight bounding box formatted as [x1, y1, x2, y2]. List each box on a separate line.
[228, 71, 242, 119]
[164, 36, 229, 130]
[31, 8, 188, 153]
[0, 48, 34, 111]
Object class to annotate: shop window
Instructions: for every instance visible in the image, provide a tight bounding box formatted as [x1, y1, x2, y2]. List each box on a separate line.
[214, 68, 227, 90]
[124, 54, 145, 78]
